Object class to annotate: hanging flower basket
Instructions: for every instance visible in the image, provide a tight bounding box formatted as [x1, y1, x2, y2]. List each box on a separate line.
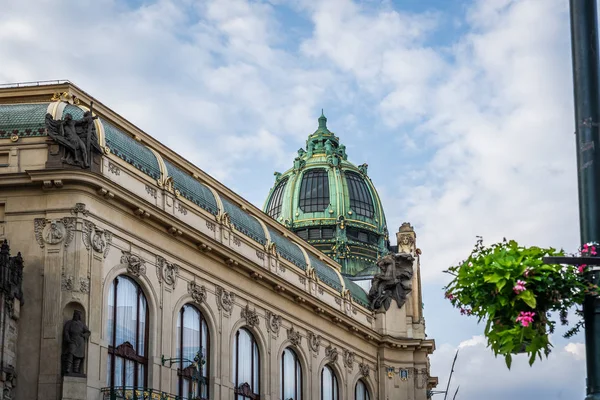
[444, 238, 598, 368]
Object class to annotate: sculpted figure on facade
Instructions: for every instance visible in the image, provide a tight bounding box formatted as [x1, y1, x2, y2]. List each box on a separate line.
[62, 310, 90, 376]
[368, 252, 414, 311]
[45, 221, 64, 245]
[45, 108, 101, 168]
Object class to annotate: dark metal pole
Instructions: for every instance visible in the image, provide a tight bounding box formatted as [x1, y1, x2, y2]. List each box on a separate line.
[570, 0, 600, 398]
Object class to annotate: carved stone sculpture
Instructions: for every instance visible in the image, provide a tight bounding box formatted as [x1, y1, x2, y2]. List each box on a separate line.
[368, 252, 414, 311]
[121, 251, 146, 277]
[287, 327, 301, 347]
[62, 310, 90, 376]
[325, 345, 338, 362]
[241, 305, 259, 327]
[45, 108, 101, 169]
[308, 331, 321, 353]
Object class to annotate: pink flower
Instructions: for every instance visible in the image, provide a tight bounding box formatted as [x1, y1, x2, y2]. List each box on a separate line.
[579, 264, 587, 273]
[445, 292, 454, 300]
[524, 268, 532, 277]
[513, 280, 527, 294]
[516, 311, 536, 327]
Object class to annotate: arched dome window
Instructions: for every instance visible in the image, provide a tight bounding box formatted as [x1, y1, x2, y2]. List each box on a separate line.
[177, 304, 209, 400]
[267, 177, 288, 219]
[345, 171, 375, 218]
[106, 275, 148, 389]
[299, 169, 330, 213]
[355, 379, 370, 400]
[280, 347, 302, 400]
[233, 328, 260, 399]
[321, 365, 339, 400]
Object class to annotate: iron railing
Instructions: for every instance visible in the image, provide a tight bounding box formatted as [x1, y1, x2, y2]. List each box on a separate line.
[100, 387, 207, 400]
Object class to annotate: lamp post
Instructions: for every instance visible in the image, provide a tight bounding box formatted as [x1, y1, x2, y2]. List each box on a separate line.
[544, 1, 600, 398]
[161, 350, 206, 399]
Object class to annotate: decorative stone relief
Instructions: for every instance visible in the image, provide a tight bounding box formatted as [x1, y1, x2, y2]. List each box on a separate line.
[216, 286, 235, 315]
[61, 275, 74, 291]
[343, 349, 355, 368]
[79, 278, 90, 294]
[61, 217, 76, 248]
[188, 281, 207, 305]
[232, 236, 241, 247]
[265, 311, 282, 334]
[368, 252, 414, 311]
[325, 345, 338, 363]
[176, 202, 187, 215]
[287, 326, 301, 347]
[308, 331, 321, 353]
[70, 203, 89, 216]
[145, 185, 157, 199]
[256, 251, 265, 260]
[156, 256, 179, 289]
[34, 219, 46, 248]
[44, 220, 65, 245]
[359, 362, 370, 377]
[83, 222, 112, 257]
[108, 162, 121, 176]
[217, 212, 232, 229]
[121, 251, 146, 277]
[241, 305, 259, 327]
[206, 221, 216, 232]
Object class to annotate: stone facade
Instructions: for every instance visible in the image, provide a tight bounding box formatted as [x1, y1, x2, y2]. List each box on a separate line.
[0, 82, 437, 400]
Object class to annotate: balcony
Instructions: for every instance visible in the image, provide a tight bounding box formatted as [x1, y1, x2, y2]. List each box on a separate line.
[101, 387, 204, 400]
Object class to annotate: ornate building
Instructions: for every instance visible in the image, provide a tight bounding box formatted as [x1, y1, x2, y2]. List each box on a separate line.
[0, 81, 436, 400]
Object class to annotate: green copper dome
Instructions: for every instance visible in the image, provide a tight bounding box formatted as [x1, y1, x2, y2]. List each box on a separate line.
[263, 112, 389, 276]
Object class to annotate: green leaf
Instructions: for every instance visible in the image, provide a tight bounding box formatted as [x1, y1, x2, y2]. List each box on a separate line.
[485, 274, 503, 283]
[505, 354, 512, 369]
[518, 290, 537, 309]
[529, 352, 536, 366]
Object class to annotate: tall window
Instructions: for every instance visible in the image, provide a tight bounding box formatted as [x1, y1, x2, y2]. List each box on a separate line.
[355, 379, 370, 400]
[280, 348, 302, 400]
[345, 171, 375, 218]
[233, 328, 260, 399]
[321, 365, 338, 400]
[299, 169, 330, 213]
[106, 276, 148, 389]
[267, 178, 288, 219]
[177, 304, 209, 400]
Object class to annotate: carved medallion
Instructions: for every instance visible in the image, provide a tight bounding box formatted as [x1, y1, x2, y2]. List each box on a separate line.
[188, 281, 207, 304]
[216, 286, 235, 315]
[83, 222, 112, 257]
[343, 349, 355, 368]
[241, 304, 259, 327]
[43, 220, 66, 245]
[121, 251, 146, 277]
[308, 331, 321, 353]
[265, 310, 282, 334]
[287, 326, 301, 347]
[359, 362, 370, 377]
[70, 203, 89, 216]
[325, 345, 338, 363]
[156, 256, 179, 289]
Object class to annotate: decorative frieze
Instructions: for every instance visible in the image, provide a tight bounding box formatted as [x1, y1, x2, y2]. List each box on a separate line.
[206, 221, 216, 232]
[359, 362, 370, 377]
[232, 236, 241, 247]
[308, 331, 321, 353]
[121, 251, 146, 277]
[343, 349, 355, 368]
[325, 345, 338, 363]
[70, 203, 89, 216]
[156, 256, 179, 289]
[176, 202, 187, 215]
[216, 286, 235, 315]
[188, 281, 207, 305]
[145, 185, 157, 199]
[256, 251, 265, 260]
[108, 162, 121, 176]
[265, 311, 282, 334]
[241, 304, 259, 327]
[287, 326, 301, 347]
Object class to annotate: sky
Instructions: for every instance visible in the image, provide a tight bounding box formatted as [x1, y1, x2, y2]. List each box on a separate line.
[0, 0, 588, 398]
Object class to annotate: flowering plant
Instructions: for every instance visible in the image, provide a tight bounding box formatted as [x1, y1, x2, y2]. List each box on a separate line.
[444, 237, 597, 368]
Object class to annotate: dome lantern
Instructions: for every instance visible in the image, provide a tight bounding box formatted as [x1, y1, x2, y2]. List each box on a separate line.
[263, 112, 390, 276]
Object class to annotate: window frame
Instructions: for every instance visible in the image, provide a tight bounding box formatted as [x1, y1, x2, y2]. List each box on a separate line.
[355, 379, 370, 400]
[280, 347, 302, 400]
[107, 275, 149, 390]
[298, 169, 330, 213]
[320, 365, 339, 400]
[345, 171, 375, 218]
[266, 178, 288, 219]
[234, 328, 261, 400]
[177, 304, 210, 400]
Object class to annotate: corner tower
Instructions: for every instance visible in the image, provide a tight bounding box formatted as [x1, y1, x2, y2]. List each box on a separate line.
[263, 112, 389, 276]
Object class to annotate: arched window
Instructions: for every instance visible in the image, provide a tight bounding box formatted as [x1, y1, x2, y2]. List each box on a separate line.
[345, 171, 375, 218]
[177, 304, 209, 400]
[267, 178, 288, 219]
[280, 348, 302, 400]
[233, 328, 260, 399]
[299, 169, 330, 213]
[106, 275, 148, 389]
[321, 365, 338, 400]
[355, 379, 370, 400]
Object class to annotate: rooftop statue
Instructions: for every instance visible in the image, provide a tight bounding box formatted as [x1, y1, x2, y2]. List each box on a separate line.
[45, 104, 102, 168]
[368, 253, 414, 311]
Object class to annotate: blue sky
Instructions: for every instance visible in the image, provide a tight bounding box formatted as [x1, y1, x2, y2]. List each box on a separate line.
[0, 0, 587, 398]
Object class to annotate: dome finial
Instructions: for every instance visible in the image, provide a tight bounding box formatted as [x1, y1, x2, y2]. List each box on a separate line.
[318, 109, 327, 129]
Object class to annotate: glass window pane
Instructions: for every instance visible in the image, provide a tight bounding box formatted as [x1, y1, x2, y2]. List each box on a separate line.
[322, 366, 333, 400]
[346, 172, 375, 218]
[299, 169, 330, 213]
[267, 178, 288, 219]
